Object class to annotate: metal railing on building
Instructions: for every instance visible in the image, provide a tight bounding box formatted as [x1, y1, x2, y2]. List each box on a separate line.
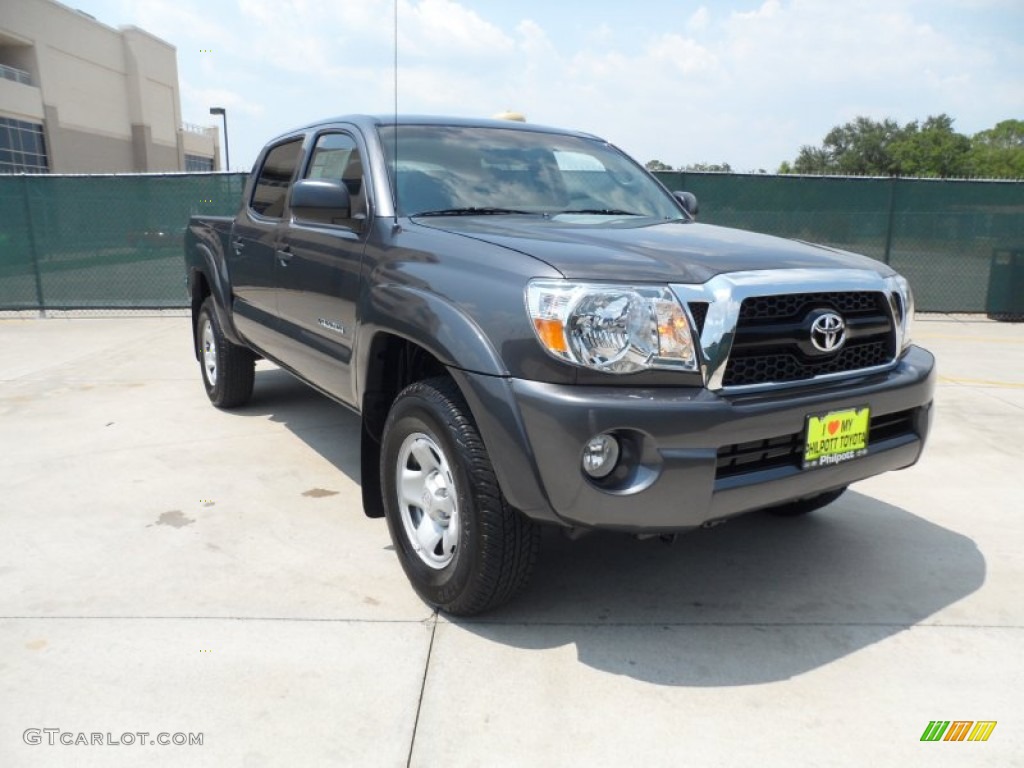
[0, 63, 32, 86]
[179, 122, 216, 136]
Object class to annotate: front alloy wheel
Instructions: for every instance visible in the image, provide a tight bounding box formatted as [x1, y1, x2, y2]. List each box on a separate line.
[395, 431, 459, 569]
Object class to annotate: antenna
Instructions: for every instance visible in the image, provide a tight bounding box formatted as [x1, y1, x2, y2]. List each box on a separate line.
[393, 0, 400, 222]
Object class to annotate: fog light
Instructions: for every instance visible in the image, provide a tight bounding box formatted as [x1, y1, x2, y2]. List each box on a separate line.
[582, 434, 620, 479]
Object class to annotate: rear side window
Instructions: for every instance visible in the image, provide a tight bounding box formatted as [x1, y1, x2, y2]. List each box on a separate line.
[250, 139, 303, 218]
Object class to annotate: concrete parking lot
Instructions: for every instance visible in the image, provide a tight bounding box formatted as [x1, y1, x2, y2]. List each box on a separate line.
[1, 313, 1021, 767]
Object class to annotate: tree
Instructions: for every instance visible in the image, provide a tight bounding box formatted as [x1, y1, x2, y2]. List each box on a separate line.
[889, 114, 970, 177]
[683, 162, 732, 172]
[790, 145, 831, 174]
[645, 159, 673, 171]
[967, 119, 1024, 178]
[781, 114, 990, 177]
[826, 116, 905, 175]
[791, 116, 906, 175]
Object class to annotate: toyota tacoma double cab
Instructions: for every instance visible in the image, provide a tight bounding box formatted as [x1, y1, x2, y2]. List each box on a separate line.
[184, 115, 935, 615]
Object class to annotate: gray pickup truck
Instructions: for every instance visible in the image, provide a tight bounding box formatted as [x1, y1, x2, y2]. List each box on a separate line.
[184, 115, 935, 615]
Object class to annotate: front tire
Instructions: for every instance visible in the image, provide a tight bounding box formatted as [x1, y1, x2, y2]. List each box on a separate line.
[196, 297, 255, 408]
[380, 377, 539, 616]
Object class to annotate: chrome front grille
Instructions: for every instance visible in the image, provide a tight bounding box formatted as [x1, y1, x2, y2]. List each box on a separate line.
[722, 291, 896, 387]
[671, 269, 906, 392]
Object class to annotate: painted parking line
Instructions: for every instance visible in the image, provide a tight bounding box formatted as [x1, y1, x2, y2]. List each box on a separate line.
[916, 334, 1024, 344]
[938, 375, 1024, 389]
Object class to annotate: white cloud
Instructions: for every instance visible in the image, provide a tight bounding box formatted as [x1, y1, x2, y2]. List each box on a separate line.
[648, 34, 717, 74]
[687, 7, 711, 32]
[84, 0, 1024, 171]
[181, 83, 264, 119]
[731, 0, 781, 21]
[398, 0, 515, 59]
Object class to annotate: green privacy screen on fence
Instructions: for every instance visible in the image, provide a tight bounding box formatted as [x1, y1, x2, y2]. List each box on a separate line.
[0, 173, 246, 310]
[0, 171, 1021, 312]
[656, 172, 1024, 313]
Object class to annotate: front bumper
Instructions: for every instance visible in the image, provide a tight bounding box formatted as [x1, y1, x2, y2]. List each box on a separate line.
[456, 346, 935, 532]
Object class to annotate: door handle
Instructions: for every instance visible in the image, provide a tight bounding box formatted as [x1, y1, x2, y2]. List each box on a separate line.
[276, 248, 293, 266]
[231, 238, 245, 255]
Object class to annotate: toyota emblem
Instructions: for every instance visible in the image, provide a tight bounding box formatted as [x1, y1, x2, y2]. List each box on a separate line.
[810, 312, 846, 353]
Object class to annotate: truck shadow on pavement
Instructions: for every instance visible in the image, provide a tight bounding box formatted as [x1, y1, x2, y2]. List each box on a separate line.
[455, 495, 985, 686]
[234, 367, 363, 484]
[456, 495, 983, 688]
[237, 368, 985, 687]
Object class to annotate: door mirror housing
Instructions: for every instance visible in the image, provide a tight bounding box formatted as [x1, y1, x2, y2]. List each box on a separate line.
[290, 179, 352, 224]
[673, 190, 699, 218]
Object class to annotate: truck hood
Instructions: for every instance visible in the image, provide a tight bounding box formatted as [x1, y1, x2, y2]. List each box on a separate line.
[417, 216, 892, 283]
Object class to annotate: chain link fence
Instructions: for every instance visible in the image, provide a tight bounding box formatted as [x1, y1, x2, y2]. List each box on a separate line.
[1, 171, 1021, 313]
[0, 173, 246, 311]
[657, 171, 1024, 313]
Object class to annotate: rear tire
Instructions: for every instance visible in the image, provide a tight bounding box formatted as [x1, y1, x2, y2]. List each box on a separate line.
[196, 297, 255, 408]
[766, 486, 847, 517]
[380, 376, 539, 616]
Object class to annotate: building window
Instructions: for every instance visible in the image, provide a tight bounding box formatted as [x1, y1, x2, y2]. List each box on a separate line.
[0, 118, 49, 173]
[185, 154, 214, 172]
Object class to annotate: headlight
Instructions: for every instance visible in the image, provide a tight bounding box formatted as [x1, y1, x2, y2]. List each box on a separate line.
[526, 280, 698, 373]
[885, 275, 915, 353]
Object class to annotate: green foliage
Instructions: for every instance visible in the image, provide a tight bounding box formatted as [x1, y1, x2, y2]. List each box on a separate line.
[787, 116, 905, 175]
[645, 160, 734, 172]
[781, 115, 1024, 178]
[823, 116, 904, 175]
[683, 161, 733, 172]
[967, 119, 1024, 178]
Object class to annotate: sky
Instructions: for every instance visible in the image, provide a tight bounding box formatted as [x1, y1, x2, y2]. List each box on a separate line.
[82, 0, 1024, 173]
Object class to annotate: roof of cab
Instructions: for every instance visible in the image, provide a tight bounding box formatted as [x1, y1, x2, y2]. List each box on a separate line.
[268, 114, 601, 144]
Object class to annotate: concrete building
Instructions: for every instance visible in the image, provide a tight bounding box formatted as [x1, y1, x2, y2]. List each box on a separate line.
[0, 0, 219, 173]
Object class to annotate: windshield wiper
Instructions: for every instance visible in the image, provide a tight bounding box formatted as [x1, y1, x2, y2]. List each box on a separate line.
[555, 208, 643, 216]
[414, 207, 535, 217]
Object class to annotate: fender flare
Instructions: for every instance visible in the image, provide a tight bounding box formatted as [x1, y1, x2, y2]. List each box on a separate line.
[187, 238, 247, 351]
[354, 283, 508, 401]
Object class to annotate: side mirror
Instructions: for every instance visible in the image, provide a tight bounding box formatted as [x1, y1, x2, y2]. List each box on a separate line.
[673, 190, 699, 218]
[290, 179, 352, 224]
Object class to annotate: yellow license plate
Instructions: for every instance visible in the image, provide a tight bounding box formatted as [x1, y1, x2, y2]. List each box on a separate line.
[803, 407, 870, 468]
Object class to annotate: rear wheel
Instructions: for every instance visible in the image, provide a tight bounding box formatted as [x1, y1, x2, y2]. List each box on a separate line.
[766, 486, 847, 517]
[196, 297, 255, 408]
[380, 376, 539, 616]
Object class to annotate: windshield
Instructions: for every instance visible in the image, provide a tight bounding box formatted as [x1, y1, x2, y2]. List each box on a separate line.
[378, 124, 684, 221]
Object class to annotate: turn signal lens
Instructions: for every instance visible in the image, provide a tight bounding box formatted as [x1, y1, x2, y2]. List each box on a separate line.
[533, 317, 568, 354]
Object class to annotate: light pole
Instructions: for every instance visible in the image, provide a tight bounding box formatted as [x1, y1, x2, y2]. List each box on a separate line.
[209, 107, 229, 171]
